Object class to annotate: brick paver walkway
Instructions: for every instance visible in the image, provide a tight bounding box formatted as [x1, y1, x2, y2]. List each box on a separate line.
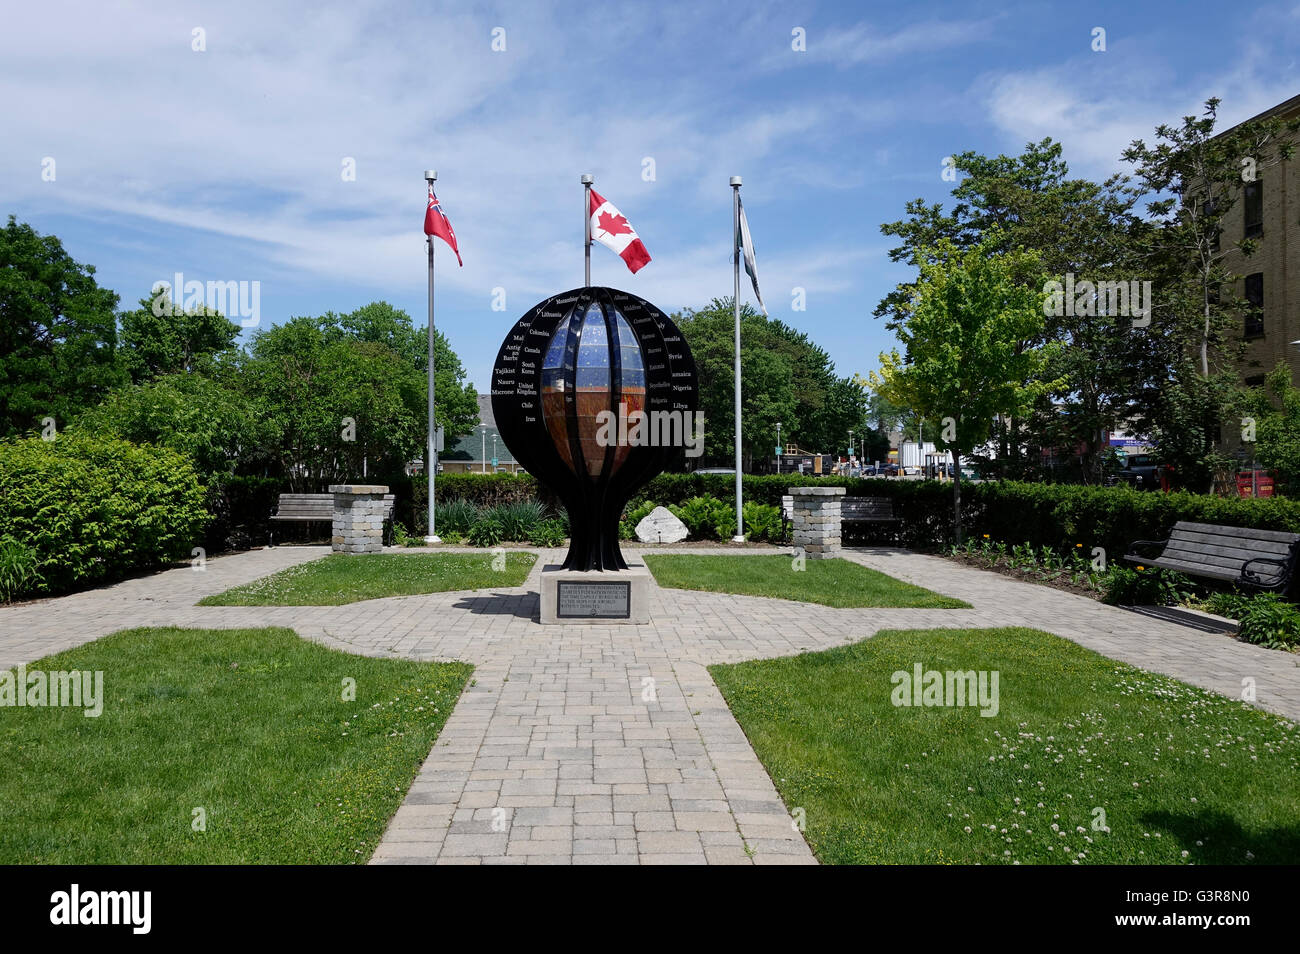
[2, 545, 1297, 865]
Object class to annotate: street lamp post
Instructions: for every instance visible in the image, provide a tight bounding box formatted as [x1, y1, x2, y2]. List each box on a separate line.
[481, 425, 487, 474]
[776, 422, 781, 475]
[492, 435, 498, 472]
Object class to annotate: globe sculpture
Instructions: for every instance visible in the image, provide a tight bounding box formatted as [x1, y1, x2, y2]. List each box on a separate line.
[491, 287, 699, 571]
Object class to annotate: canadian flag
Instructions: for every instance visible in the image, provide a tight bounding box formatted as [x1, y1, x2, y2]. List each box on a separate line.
[588, 188, 651, 274]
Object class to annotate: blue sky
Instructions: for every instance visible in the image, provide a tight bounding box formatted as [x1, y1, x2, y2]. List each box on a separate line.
[5, 0, 1300, 393]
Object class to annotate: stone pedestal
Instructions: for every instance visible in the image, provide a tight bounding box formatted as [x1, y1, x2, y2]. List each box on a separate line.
[539, 564, 651, 625]
[330, 484, 390, 554]
[791, 486, 844, 559]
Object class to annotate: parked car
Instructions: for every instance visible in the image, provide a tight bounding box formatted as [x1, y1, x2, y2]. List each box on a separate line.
[881, 463, 900, 477]
[1113, 454, 1166, 490]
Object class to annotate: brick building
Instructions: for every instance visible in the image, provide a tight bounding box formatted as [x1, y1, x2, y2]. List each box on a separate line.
[1215, 93, 1300, 387]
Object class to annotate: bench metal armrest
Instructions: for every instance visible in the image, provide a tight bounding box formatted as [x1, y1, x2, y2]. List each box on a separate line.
[1240, 556, 1289, 587]
[1124, 539, 1167, 560]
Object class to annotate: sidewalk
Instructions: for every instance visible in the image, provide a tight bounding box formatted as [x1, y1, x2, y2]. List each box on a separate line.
[2, 544, 1296, 865]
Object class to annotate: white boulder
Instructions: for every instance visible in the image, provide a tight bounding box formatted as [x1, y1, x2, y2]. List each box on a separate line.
[635, 506, 688, 544]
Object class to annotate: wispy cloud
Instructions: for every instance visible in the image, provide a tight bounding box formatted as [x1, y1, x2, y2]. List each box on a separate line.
[764, 16, 1000, 70]
[6, 0, 1299, 390]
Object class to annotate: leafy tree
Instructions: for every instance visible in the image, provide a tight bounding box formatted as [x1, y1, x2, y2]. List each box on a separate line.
[321, 302, 479, 443]
[875, 140, 1144, 480]
[1120, 98, 1299, 490]
[0, 216, 126, 436]
[1244, 363, 1300, 494]
[674, 298, 865, 468]
[71, 373, 271, 477]
[241, 316, 425, 490]
[870, 234, 1058, 540]
[859, 385, 940, 446]
[117, 292, 241, 382]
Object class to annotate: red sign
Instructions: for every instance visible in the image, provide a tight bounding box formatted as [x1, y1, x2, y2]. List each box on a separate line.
[1237, 472, 1275, 498]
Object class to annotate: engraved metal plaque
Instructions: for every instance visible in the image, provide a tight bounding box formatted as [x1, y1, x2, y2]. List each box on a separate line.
[556, 580, 631, 619]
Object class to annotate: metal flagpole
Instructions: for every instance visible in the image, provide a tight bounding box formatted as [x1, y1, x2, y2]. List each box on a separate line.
[731, 176, 744, 542]
[582, 174, 593, 285]
[424, 169, 441, 544]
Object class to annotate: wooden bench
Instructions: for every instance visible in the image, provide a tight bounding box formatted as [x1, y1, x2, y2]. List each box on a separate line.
[779, 494, 897, 537]
[1124, 521, 1300, 591]
[268, 493, 395, 546]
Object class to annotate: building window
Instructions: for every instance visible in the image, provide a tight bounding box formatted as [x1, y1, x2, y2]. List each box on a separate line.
[1244, 272, 1264, 337]
[1245, 374, 1266, 387]
[1243, 181, 1263, 239]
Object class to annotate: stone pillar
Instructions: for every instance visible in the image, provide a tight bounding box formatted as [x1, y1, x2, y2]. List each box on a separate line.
[791, 486, 845, 559]
[330, 484, 390, 554]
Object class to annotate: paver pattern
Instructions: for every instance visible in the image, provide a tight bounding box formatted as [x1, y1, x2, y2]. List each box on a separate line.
[3, 545, 1297, 865]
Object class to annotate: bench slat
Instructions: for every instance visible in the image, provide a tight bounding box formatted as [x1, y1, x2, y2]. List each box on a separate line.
[1172, 521, 1300, 545]
[1163, 542, 1290, 565]
[1170, 528, 1296, 554]
[271, 493, 394, 520]
[780, 495, 895, 522]
[1144, 558, 1241, 581]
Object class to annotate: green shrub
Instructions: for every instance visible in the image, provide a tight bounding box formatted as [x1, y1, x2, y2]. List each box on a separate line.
[434, 499, 480, 534]
[405, 472, 541, 511]
[204, 473, 284, 550]
[399, 472, 1300, 560]
[390, 522, 424, 548]
[1206, 592, 1250, 619]
[0, 536, 43, 603]
[742, 502, 783, 542]
[641, 476, 1300, 556]
[0, 433, 209, 596]
[530, 519, 567, 548]
[1234, 593, 1300, 650]
[670, 495, 734, 541]
[620, 500, 657, 540]
[970, 481, 1300, 568]
[466, 513, 504, 547]
[493, 500, 548, 541]
[1100, 566, 1194, 606]
[711, 504, 738, 541]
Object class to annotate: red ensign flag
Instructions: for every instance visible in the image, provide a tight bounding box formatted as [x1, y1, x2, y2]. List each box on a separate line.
[424, 185, 463, 266]
[588, 188, 650, 274]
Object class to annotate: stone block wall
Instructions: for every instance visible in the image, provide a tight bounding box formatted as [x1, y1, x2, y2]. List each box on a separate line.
[330, 484, 390, 554]
[791, 486, 844, 559]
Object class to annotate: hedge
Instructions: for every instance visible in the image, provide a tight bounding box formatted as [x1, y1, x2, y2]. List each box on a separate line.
[203, 474, 285, 551]
[0, 433, 210, 598]
[345, 471, 1300, 573]
[965, 481, 1300, 569]
[396, 472, 548, 531]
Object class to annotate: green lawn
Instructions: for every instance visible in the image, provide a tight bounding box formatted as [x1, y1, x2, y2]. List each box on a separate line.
[0, 627, 471, 864]
[643, 554, 968, 608]
[200, 551, 536, 606]
[711, 627, 1300, 865]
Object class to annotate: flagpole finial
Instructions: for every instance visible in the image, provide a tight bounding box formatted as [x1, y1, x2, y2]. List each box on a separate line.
[730, 176, 742, 187]
[424, 169, 437, 182]
[581, 174, 594, 184]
